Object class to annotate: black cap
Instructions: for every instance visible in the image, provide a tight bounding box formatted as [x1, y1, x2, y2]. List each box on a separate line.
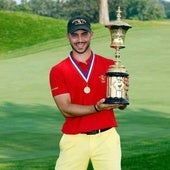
[67, 16, 91, 34]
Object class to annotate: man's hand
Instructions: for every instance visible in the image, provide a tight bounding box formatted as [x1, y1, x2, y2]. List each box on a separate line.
[95, 98, 125, 111]
[124, 76, 129, 91]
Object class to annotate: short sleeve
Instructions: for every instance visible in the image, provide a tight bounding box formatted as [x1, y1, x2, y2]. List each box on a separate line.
[49, 66, 69, 97]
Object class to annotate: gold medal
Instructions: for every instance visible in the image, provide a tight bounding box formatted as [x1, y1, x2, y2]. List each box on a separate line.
[84, 86, 91, 94]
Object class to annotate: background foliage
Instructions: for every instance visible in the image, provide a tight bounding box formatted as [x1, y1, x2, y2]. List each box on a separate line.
[0, 0, 169, 22]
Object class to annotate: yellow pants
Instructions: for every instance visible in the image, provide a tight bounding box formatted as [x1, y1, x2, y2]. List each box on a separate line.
[55, 128, 121, 170]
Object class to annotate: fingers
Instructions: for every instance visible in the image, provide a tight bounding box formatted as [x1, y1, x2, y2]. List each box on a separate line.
[96, 99, 123, 111]
[98, 98, 105, 104]
[124, 77, 129, 91]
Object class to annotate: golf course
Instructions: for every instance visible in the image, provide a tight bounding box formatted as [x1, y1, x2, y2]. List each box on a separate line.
[0, 11, 170, 170]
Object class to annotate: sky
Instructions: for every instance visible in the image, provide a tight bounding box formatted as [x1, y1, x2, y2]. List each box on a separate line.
[15, 0, 30, 4]
[15, 0, 21, 4]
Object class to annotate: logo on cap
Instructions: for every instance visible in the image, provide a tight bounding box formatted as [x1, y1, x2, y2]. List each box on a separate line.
[72, 19, 87, 25]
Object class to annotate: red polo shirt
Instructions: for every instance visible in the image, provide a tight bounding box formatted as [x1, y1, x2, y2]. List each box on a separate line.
[49, 53, 118, 134]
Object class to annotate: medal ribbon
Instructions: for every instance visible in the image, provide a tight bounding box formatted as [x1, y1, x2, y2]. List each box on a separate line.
[69, 52, 95, 82]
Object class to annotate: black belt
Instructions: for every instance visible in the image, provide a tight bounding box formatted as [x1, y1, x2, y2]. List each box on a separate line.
[82, 127, 111, 135]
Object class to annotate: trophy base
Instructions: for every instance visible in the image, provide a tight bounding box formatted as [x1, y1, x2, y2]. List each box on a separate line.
[104, 97, 129, 105]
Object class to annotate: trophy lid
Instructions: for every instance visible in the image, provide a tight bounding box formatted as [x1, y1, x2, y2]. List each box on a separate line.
[105, 7, 132, 30]
[106, 21, 132, 30]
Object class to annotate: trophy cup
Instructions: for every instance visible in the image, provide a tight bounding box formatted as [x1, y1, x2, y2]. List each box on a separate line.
[104, 7, 132, 105]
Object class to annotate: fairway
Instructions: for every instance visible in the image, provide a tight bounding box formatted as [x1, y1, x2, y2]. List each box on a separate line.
[0, 20, 170, 170]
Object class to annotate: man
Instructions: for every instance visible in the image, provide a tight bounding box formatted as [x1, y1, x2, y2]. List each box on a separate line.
[49, 15, 129, 170]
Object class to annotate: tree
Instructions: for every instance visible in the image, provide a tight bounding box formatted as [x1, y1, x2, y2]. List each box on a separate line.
[99, 0, 109, 24]
[126, 0, 165, 20]
[145, 0, 166, 20]
[108, 0, 127, 21]
[17, 0, 31, 12]
[0, 0, 17, 10]
[28, 0, 56, 16]
[63, 0, 99, 22]
[161, 0, 170, 18]
[0, 0, 168, 21]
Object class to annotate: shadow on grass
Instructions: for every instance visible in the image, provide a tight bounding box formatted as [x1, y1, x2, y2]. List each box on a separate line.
[116, 107, 170, 170]
[0, 102, 63, 162]
[0, 102, 169, 170]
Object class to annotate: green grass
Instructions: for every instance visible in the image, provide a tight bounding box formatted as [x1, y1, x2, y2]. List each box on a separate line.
[0, 11, 67, 54]
[0, 11, 102, 60]
[0, 12, 170, 169]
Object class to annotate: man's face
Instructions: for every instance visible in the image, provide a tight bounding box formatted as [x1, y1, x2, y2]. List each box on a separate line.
[67, 30, 93, 54]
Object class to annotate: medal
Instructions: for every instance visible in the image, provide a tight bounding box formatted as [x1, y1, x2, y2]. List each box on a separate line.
[84, 86, 91, 94]
[69, 53, 94, 95]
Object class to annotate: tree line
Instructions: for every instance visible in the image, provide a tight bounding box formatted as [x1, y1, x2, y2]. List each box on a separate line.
[0, 0, 170, 23]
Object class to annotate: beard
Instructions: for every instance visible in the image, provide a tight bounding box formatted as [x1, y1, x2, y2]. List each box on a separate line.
[70, 42, 90, 54]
